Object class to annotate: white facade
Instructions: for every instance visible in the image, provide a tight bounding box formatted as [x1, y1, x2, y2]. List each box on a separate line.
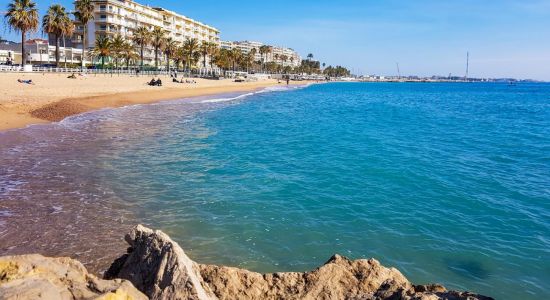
[221, 40, 301, 67]
[74, 0, 220, 65]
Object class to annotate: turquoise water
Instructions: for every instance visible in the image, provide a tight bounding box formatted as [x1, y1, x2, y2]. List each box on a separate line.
[1, 82, 549, 299]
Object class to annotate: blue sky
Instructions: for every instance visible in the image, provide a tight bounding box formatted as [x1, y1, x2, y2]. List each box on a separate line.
[2, 0, 550, 80]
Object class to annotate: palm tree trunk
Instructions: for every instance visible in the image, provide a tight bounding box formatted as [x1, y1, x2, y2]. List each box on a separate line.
[81, 27, 86, 70]
[167, 54, 170, 71]
[21, 31, 26, 65]
[140, 44, 144, 70]
[55, 35, 60, 67]
[203, 54, 206, 68]
[155, 48, 158, 69]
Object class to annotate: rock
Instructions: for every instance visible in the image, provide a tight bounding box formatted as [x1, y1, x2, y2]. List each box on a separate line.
[107, 225, 494, 300]
[0, 254, 147, 300]
[105, 224, 217, 300]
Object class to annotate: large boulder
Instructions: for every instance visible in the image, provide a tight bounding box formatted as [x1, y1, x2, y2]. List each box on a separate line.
[104, 224, 218, 300]
[107, 225, 494, 300]
[0, 254, 146, 300]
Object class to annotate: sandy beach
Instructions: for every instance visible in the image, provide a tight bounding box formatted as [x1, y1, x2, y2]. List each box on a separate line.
[0, 72, 306, 131]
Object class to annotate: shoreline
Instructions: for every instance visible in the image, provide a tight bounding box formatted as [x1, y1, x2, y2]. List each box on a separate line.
[0, 73, 314, 132]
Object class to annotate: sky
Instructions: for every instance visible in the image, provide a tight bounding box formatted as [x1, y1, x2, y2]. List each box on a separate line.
[1, 0, 549, 80]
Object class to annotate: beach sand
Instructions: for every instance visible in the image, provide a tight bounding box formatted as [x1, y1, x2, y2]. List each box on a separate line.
[0, 72, 305, 131]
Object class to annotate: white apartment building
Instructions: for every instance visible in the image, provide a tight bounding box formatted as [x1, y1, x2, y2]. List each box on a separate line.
[0, 39, 87, 65]
[73, 0, 220, 66]
[221, 41, 301, 67]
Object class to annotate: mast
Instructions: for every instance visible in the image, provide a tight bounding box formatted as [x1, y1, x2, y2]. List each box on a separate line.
[465, 52, 469, 81]
[396, 62, 401, 80]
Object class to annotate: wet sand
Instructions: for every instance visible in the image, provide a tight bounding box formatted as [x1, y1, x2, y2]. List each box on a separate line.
[1, 73, 305, 131]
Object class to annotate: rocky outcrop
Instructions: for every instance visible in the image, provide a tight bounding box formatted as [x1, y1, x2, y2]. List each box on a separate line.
[0, 254, 146, 300]
[106, 225, 494, 300]
[104, 225, 217, 300]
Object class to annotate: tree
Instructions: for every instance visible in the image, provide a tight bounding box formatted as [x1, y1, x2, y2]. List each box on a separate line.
[109, 34, 125, 69]
[199, 41, 215, 69]
[164, 37, 178, 71]
[91, 35, 110, 68]
[43, 4, 74, 67]
[208, 43, 220, 72]
[213, 48, 230, 74]
[259, 45, 270, 72]
[280, 54, 288, 67]
[132, 26, 151, 70]
[307, 53, 314, 61]
[4, 0, 39, 65]
[228, 47, 242, 71]
[323, 65, 350, 77]
[74, 0, 94, 68]
[173, 45, 186, 70]
[243, 50, 256, 73]
[151, 27, 166, 69]
[121, 41, 138, 69]
[182, 38, 199, 71]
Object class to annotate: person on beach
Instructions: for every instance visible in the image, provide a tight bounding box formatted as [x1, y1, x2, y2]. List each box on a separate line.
[17, 79, 34, 85]
[68, 73, 77, 79]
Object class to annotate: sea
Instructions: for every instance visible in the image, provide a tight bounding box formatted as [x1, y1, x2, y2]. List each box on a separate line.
[1, 82, 549, 300]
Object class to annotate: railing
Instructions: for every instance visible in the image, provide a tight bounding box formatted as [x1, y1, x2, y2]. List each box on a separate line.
[0, 65, 223, 77]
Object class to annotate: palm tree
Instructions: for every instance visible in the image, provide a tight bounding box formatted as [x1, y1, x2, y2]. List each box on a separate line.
[4, 0, 39, 65]
[43, 4, 74, 67]
[151, 27, 166, 69]
[266, 46, 273, 63]
[274, 53, 279, 64]
[258, 45, 269, 72]
[182, 38, 199, 71]
[173, 45, 185, 70]
[109, 34, 125, 69]
[248, 48, 257, 72]
[208, 44, 220, 73]
[213, 48, 230, 75]
[199, 41, 212, 69]
[132, 26, 151, 70]
[307, 53, 314, 61]
[243, 51, 255, 73]
[228, 47, 242, 72]
[91, 35, 111, 68]
[121, 41, 138, 69]
[280, 55, 288, 67]
[164, 37, 178, 71]
[74, 0, 94, 68]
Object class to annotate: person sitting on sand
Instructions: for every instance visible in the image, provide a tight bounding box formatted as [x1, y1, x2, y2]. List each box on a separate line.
[173, 77, 179, 83]
[156, 78, 162, 86]
[67, 73, 77, 79]
[148, 78, 156, 86]
[17, 79, 34, 85]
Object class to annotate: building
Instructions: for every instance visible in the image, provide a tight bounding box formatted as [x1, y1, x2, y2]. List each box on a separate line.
[71, 0, 220, 66]
[221, 41, 301, 67]
[0, 39, 86, 66]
